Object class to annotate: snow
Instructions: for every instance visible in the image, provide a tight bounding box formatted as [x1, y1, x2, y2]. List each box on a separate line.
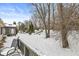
[3, 30, 79, 56]
[17, 30, 79, 56]
[4, 36, 16, 47]
[2, 36, 22, 56]
[68, 31, 79, 55]
[4, 23, 16, 27]
[1, 47, 15, 55]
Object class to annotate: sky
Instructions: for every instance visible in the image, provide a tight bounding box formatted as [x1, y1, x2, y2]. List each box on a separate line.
[0, 3, 33, 24]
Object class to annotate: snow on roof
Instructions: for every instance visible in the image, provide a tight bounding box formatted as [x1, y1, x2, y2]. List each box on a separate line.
[4, 23, 16, 27]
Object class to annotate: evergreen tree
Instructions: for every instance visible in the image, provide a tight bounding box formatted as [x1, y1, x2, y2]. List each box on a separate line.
[28, 22, 34, 34]
[13, 21, 16, 25]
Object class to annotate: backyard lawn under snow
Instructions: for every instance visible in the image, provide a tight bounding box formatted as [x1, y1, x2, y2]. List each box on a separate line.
[15, 30, 79, 56]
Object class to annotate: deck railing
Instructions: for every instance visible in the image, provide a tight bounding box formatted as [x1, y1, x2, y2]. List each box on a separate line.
[17, 39, 39, 56]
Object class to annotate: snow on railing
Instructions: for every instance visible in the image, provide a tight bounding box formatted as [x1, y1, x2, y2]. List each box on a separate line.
[18, 38, 45, 56]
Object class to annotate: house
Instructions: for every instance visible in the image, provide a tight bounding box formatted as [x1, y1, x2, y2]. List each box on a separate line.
[0, 23, 17, 36]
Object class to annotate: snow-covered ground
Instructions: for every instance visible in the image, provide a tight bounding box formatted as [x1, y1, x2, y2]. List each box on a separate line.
[2, 36, 22, 56]
[3, 36, 16, 47]
[3, 30, 79, 56]
[17, 30, 79, 56]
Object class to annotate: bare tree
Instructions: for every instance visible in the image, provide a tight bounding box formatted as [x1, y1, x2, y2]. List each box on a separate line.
[32, 3, 79, 48]
[31, 14, 38, 30]
[24, 20, 29, 31]
[57, 3, 69, 48]
[52, 3, 55, 29]
[18, 22, 22, 31]
[47, 3, 50, 37]
[32, 3, 51, 38]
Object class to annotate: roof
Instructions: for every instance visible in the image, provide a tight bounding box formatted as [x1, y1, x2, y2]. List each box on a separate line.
[4, 23, 16, 27]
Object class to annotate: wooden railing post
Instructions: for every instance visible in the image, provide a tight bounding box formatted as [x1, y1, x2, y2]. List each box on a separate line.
[24, 45, 26, 56]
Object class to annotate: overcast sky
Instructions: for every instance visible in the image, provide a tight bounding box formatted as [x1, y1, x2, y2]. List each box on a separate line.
[0, 3, 33, 24]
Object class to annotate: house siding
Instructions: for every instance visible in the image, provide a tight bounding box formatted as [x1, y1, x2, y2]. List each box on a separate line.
[2, 27, 5, 34]
[0, 27, 16, 36]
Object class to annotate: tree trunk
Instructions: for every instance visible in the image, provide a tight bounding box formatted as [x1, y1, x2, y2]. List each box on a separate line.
[57, 3, 69, 48]
[47, 3, 50, 38]
[45, 29, 48, 38]
[52, 3, 55, 30]
[61, 23, 69, 48]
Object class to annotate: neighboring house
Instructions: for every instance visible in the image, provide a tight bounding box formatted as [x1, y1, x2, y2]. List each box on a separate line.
[0, 23, 17, 36]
